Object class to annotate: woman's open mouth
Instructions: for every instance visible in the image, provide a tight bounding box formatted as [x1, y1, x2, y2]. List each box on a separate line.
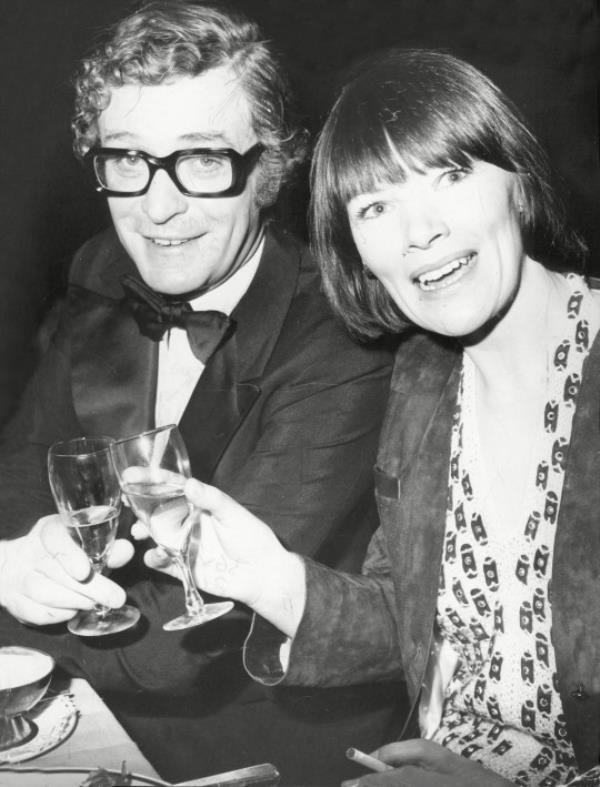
[414, 252, 475, 291]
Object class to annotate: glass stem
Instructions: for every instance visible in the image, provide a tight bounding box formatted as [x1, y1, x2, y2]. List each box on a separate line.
[90, 560, 110, 619]
[173, 552, 205, 616]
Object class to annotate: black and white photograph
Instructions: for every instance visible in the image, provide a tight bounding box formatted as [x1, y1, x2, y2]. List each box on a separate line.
[0, 2, 598, 786]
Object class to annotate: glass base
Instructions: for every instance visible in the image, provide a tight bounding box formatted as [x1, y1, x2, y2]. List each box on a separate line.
[67, 604, 141, 637]
[0, 715, 37, 752]
[163, 601, 234, 631]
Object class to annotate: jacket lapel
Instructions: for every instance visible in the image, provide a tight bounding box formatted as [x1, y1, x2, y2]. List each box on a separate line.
[69, 233, 157, 439]
[375, 334, 461, 695]
[179, 227, 301, 481]
[71, 287, 157, 439]
[403, 346, 460, 686]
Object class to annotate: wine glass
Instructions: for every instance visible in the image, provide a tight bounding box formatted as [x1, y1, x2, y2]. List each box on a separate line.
[110, 424, 233, 630]
[47, 436, 140, 637]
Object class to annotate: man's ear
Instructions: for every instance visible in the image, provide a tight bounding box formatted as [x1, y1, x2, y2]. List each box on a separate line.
[255, 161, 283, 208]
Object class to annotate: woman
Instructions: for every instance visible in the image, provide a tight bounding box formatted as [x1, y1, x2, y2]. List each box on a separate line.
[148, 50, 600, 786]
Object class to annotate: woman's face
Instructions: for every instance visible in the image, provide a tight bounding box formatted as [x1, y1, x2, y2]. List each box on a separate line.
[346, 158, 526, 338]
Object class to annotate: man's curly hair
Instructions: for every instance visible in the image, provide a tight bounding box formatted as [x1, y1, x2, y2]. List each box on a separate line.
[72, 0, 308, 207]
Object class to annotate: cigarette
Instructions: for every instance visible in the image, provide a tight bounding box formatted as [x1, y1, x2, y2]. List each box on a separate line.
[346, 747, 393, 773]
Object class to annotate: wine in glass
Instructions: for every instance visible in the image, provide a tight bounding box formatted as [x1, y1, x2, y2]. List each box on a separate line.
[111, 424, 233, 630]
[47, 436, 141, 637]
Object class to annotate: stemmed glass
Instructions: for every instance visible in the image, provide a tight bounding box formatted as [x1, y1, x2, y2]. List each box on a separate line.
[47, 436, 140, 637]
[110, 424, 233, 631]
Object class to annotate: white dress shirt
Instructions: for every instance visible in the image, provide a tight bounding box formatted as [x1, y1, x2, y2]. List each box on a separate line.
[154, 237, 264, 427]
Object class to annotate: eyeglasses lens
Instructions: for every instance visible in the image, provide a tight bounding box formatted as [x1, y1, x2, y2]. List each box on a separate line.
[177, 153, 233, 193]
[94, 153, 148, 192]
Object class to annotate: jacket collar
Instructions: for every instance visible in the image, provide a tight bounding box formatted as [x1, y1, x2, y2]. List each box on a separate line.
[178, 225, 302, 479]
[225, 223, 300, 383]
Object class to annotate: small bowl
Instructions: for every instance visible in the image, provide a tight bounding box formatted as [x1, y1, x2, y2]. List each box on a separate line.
[0, 646, 55, 751]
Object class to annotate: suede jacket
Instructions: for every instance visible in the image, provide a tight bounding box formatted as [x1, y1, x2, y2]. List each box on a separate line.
[246, 329, 600, 772]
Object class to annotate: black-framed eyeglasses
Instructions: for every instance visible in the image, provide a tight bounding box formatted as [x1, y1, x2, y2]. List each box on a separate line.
[85, 143, 265, 197]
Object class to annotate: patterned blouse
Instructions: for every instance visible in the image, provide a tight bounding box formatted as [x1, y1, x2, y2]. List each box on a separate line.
[430, 274, 600, 787]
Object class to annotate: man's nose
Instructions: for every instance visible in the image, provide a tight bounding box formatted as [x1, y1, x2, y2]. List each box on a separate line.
[141, 168, 188, 223]
[404, 197, 449, 252]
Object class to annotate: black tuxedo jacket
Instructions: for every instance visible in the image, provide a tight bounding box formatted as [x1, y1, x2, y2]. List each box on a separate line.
[0, 225, 405, 784]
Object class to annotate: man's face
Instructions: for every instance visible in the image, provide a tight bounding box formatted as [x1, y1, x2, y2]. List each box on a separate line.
[97, 66, 263, 295]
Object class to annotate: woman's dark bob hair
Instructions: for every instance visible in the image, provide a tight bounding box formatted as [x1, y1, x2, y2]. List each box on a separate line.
[310, 48, 587, 340]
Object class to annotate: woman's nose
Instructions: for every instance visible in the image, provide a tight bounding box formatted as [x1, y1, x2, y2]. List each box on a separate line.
[404, 198, 449, 251]
[141, 169, 189, 224]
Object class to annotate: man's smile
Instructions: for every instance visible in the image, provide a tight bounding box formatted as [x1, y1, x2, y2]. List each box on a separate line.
[149, 237, 197, 247]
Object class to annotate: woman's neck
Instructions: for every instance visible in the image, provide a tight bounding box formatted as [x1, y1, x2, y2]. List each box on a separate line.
[462, 258, 563, 402]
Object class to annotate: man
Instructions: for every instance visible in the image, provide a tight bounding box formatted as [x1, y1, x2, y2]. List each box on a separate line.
[0, 2, 403, 784]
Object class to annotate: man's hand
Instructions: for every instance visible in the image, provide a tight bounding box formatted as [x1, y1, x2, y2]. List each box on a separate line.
[344, 740, 515, 787]
[0, 515, 134, 625]
[144, 478, 306, 638]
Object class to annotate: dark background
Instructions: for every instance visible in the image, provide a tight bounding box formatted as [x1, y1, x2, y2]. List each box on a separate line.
[0, 0, 598, 427]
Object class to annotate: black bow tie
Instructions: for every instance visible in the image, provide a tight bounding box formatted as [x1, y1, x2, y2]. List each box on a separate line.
[121, 274, 234, 363]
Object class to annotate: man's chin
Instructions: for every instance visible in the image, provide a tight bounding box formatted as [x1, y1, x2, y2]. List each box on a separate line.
[151, 281, 208, 297]
[130, 259, 208, 296]
[134, 271, 208, 296]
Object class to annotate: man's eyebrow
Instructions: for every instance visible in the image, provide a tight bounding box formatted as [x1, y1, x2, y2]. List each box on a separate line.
[178, 132, 233, 146]
[102, 131, 136, 144]
[100, 131, 234, 147]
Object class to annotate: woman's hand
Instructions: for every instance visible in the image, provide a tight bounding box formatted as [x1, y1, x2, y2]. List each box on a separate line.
[345, 740, 514, 787]
[144, 478, 307, 637]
